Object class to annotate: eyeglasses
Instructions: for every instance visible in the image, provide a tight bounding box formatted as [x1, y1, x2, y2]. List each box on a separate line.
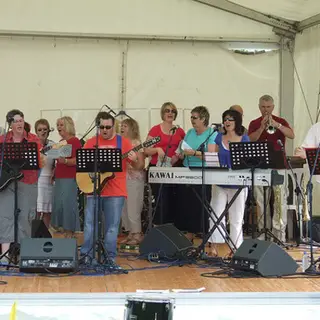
[13, 119, 24, 124]
[164, 109, 177, 114]
[99, 125, 113, 130]
[223, 117, 235, 122]
[190, 116, 199, 120]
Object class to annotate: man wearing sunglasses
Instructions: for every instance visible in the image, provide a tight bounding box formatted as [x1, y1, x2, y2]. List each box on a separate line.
[80, 111, 144, 268]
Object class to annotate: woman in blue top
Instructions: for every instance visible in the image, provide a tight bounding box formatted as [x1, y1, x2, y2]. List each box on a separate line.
[175, 106, 217, 242]
[208, 109, 250, 257]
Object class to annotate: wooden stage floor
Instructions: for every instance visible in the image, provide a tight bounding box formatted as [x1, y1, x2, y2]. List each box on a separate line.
[1, 234, 320, 294]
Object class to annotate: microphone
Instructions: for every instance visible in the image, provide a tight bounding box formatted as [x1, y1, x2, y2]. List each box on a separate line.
[169, 125, 180, 132]
[103, 105, 117, 116]
[277, 139, 284, 150]
[211, 123, 223, 132]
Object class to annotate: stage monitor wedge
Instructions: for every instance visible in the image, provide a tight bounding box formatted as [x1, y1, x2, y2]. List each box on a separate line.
[139, 224, 193, 259]
[20, 238, 78, 274]
[230, 239, 299, 277]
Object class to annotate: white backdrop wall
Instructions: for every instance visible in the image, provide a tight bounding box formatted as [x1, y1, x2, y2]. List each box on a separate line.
[0, 36, 280, 142]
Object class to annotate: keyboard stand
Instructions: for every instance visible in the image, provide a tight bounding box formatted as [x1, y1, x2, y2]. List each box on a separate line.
[195, 186, 243, 256]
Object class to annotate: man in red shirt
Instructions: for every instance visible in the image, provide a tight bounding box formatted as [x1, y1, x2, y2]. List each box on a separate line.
[248, 95, 295, 243]
[80, 111, 143, 268]
[0, 109, 41, 262]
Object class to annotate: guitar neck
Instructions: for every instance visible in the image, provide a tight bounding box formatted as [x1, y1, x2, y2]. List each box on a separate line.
[122, 144, 143, 160]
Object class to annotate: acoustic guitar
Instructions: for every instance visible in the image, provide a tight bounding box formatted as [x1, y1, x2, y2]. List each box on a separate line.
[0, 140, 68, 192]
[76, 136, 160, 194]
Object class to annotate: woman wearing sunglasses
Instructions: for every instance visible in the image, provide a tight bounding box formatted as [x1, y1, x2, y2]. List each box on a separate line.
[145, 102, 185, 226]
[175, 106, 217, 242]
[35, 119, 55, 228]
[208, 109, 250, 257]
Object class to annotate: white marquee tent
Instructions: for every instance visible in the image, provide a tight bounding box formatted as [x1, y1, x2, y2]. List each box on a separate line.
[1, 0, 320, 206]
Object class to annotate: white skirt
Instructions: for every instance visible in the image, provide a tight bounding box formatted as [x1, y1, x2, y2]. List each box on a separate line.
[37, 174, 53, 213]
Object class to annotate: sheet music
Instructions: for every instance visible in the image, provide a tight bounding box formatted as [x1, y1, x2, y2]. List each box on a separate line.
[204, 152, 220, 167]
[46, 145, 72, 159]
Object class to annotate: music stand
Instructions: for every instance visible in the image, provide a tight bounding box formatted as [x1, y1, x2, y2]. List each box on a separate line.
[0, 142, 40, 265]
[76, 148, 123, 268]
[229, 141, 287, 246]
[304, 147, 320, 273]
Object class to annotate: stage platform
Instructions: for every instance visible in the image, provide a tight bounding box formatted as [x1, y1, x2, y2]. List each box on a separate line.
[0, 235, 320, 318]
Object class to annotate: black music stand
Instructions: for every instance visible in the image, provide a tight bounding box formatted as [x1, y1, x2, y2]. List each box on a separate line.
[76, 148, 123, 270]
[229, 141, 287, 247]
[0, 142, 40, 265]
[304, 147, 320, 273]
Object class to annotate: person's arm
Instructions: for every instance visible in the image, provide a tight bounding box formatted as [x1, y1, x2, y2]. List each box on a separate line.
[129, 151, 145, 170]
[143, 135, 164, 157]
[270, 118, 295, 139]
[248, 116, 268, 141]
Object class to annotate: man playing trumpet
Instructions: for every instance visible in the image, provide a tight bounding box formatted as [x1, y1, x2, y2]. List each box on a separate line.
[248, 95, 294, 242]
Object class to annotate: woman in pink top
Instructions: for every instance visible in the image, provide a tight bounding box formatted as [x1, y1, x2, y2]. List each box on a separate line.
[145, 102, 185, 226]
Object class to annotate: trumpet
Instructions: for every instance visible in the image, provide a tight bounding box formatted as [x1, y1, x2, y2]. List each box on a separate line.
[266, 114, 276, 134]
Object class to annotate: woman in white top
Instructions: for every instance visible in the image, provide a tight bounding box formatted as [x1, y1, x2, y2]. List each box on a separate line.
[35, 119, 55, 228]
[120, 118, 146, 245]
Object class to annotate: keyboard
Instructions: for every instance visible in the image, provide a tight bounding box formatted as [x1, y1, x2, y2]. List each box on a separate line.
[148, 167, 285, 186]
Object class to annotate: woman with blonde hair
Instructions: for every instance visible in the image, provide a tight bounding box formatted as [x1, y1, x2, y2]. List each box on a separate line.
[120, 118, 145, 244]
[145, 102, 185, 225]
[51, 116, 81, 237]
[35, 118, 55, 228]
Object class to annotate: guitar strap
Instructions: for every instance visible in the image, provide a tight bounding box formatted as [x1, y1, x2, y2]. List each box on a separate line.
[116, 134, 122, 150]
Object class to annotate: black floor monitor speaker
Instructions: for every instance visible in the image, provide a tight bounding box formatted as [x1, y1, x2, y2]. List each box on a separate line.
[31, 220, 52, 238]
[20, 238, 78, 274]
[139, 224, 193, 259]
[230, 239, 299, 277]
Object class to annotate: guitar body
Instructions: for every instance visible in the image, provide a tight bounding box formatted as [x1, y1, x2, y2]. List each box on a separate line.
[76, 172, 115, 194]
[76, 136, 161, 194]
[0, 168, 24, 192]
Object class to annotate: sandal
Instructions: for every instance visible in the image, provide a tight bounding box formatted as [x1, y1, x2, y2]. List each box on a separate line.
[208, 242, 218, 257]
[119, 233, 133, 244]
[224, 250, 234, 259]
[126, 233, 143, 245]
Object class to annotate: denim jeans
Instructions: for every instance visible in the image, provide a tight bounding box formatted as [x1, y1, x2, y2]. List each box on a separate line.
[80, 196, 125, 259]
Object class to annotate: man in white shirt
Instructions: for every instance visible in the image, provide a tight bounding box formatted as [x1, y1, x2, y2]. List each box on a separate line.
[295, 122, 320, 183]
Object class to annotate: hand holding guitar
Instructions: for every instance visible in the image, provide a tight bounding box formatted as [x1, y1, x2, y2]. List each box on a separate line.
[128, 151, 138, 162]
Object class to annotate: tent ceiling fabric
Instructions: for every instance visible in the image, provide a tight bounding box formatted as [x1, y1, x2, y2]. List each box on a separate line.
[229, 0, 320, 22]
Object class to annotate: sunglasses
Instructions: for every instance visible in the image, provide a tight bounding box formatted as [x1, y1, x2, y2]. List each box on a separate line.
[99, 125, 113, 130]
[223, 117, 235, 122]
[164, 109, 177, 114]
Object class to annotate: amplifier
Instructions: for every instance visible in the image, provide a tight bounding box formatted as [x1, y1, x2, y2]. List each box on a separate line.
[20, 238, 78, 274]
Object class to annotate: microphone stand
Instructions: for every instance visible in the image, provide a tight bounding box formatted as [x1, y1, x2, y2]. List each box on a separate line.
[196, 126, 218, 256]
[305, 141, 320, 274]
[149, 127, 177, 233]
[276, 141, 296, 248]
